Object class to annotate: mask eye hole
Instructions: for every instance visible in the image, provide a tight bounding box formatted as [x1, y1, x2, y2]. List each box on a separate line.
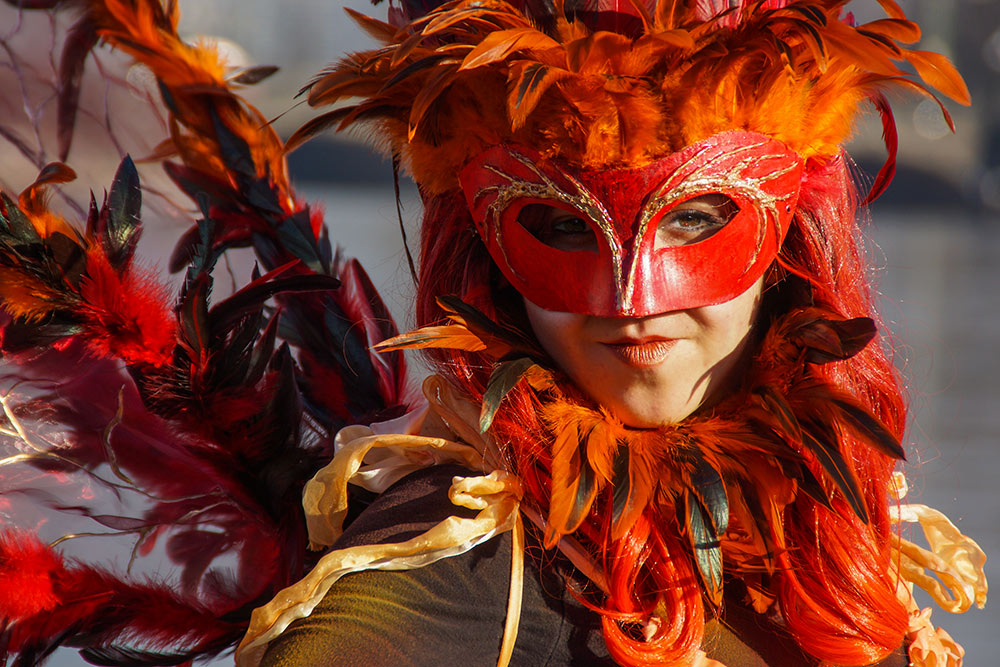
[517, 204, 599, 253]
[654, 194, 738, 249]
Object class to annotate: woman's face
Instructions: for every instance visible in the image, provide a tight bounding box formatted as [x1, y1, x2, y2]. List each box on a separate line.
[524, 277, 763, 428]
[461, 135, 793, 426]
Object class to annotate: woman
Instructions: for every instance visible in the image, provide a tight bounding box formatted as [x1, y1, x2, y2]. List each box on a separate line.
[0, 1, 984, 666]
[236, 1, 984, 666]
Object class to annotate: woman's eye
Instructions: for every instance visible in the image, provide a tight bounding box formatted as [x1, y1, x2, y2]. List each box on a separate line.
[654, 193, 737, 248]
[518, 204, 598, 253]
[552, 217, 590, 234]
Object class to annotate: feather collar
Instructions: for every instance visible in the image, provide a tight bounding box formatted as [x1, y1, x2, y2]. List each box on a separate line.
[378, 299, 905, 607]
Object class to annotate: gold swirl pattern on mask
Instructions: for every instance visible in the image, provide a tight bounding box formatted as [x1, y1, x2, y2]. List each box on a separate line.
[623, 141, 801, 311]
[471, 150, 621, 292]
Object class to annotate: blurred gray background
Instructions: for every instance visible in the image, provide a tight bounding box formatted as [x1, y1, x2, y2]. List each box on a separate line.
[1, 0, 997, 664]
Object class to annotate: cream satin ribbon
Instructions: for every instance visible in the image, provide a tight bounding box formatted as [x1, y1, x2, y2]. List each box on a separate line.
[889, 472, 988, 667]
[303, 431, 486, 550]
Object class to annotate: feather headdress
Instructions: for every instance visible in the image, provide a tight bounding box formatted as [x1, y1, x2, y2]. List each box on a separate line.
[296, 0, 969, 195]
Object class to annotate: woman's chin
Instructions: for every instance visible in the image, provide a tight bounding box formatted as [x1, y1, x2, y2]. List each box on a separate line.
[601, 391, 699, 429]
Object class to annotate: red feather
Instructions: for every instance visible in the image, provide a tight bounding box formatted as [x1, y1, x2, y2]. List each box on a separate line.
[861, 93, 897, 206]
[2, 536, 241, 656]
[335, 257, 407, 408]
[78, 251, 176, 366]
[297, 346, 351, 424]
[0, 532, 62, 620]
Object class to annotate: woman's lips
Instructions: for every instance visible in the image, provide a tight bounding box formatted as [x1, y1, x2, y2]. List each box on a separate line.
[603, 338, 677, 368]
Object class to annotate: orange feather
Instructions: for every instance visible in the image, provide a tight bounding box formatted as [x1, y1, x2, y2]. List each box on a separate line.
[459, 28, 561, 71]
[904, 49, 971, 105]
[543, 401, 611, 542]
[344, 7, 400, 45]
[84, 0, 294, 210]
[858, 18, 921, 45]
[375, 324, 489, 353]
[0, 269, 64, 322]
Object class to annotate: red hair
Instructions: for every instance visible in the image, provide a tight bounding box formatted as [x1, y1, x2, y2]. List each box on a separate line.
[413, 153, 908, 665]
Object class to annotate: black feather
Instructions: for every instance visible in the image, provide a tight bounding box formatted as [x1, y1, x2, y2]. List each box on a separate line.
[514, 63, 548, 108]
[210, 111, 256, 181]
[247, 311, 281, 385]
[47, 232, 88, 288]
[685, 457, 728, 605]
[210, 272, 341, 337]
[798, 316, 876, 364]
[270, 210, 326, 273]
[610, 448, 630, 528]
[79, 644, 196, 667]
[0, 194, 41, 245]
[800, 423, 868, 523]
[0, 319, 85, 353]
[735, 479, 776, 562]
[284, 108, 354, 154]
[103, 157, 143, 271]
[784, 459, 835, 512]
[480, 357, 539, 432]
[230, 65, 279, 86]
[830, 397, 905, 460]
[177, 275, 211, 357]
[752, 385, 801, 442]
[569, 447, 597, 531]
[380, 53, 454, 92]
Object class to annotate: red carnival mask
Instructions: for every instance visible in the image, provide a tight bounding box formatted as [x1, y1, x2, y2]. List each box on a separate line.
[459, 131, 805, 317]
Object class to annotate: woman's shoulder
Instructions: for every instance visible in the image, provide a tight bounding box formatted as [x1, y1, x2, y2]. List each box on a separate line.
[262, 465, 612, 666]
